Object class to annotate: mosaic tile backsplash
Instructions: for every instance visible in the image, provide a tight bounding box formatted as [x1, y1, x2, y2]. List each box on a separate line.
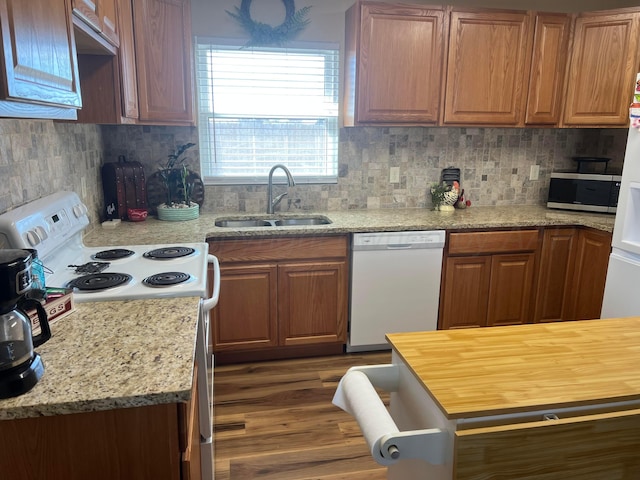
[0, 119, 104, 223]
[0, 120, 627, 225]
[102, 125, 628, 214]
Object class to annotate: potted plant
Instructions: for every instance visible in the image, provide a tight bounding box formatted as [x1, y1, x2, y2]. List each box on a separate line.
[151, 143, 204, 221]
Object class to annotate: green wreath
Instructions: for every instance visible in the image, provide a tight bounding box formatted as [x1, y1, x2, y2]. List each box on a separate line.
[227, 0, 312, 47]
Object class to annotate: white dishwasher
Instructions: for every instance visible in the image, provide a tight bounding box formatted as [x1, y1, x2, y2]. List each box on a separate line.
[348, 230, 446, 352]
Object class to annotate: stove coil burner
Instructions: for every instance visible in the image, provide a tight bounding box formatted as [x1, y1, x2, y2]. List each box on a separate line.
[68, 262, 111, 274]
[68, 272, 132, 291]
[93, 248, 135, 260]
[143, 272, 190, 287]
[143, 246, 195, 260]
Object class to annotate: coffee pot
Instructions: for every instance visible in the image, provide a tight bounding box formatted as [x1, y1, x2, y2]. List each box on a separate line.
[0, 249, 51, 398]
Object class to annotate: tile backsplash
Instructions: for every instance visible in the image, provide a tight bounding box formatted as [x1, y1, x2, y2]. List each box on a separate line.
[103, 125, 627, 214]
[1, 120, 627, 223]
[0, 119, 104, 222]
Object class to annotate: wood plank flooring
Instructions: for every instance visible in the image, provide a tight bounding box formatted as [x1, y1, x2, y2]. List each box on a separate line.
[212, 352, 392, 480]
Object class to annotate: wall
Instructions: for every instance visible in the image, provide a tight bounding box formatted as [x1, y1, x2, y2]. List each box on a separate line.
[102, 124, 627, 213]
[0, 119, 104, 222]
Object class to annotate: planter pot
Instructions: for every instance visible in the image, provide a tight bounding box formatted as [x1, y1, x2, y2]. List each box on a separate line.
[156, 203, 199, 221]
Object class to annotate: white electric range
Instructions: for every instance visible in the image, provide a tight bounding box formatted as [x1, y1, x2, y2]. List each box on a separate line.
[0, 191, 219, 480]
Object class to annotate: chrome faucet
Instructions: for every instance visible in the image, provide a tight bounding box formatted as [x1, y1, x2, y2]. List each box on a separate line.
[267, 164, 296, 214]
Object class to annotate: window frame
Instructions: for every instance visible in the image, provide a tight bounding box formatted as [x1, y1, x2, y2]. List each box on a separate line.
[194, 37, 340, 186]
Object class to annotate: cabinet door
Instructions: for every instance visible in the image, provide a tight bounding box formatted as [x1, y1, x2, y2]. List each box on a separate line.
[443, 9, 532, 125]
[278, 261, 348, 346]
[525, 13, 571, 125]
[353, 3, 445, 124]
[132, 0, 194, 124]
[569, 229, 612, 320]
[99, 0, 119, 47]
[118, 0, 139, 119]
[534, 228, 578, 323]
[0, 0, 82, 108]
[487, 253, 535, 326]
[563, 11, 640, 126]
[212, 263, 278, 351]
[73, 0, 100, 30]
[72, 0, 119, 47]
[439, 256, 491, 329]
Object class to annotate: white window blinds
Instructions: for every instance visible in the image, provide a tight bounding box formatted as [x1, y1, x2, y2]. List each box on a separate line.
[195, 39, 340, 185]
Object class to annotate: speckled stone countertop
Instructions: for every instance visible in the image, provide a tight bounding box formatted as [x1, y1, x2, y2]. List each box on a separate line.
[2, 206, 611, 420]
[83, 205, 615, 246]
[0, 297, 200, 420]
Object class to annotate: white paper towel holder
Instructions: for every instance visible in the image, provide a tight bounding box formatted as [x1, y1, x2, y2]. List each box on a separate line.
[333, 365, 448, 466]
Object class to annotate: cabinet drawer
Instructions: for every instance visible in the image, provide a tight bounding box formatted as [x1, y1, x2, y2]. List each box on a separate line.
[209, 236, 348, 262]
[448, 230, 539, 255]
[455, 408, 640, 479]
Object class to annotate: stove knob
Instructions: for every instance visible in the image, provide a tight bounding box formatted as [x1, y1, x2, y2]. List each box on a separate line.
[26, 229, 42, 246]
[34, 226, 48, 243]
[73, 203, 88, 218]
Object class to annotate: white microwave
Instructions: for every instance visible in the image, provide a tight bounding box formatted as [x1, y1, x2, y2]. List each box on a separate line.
[547, 172, 621, 214]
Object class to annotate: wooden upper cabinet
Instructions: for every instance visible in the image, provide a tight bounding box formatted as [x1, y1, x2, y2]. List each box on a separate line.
[73, 0, 101, 30]
[0, 0, 82, 112]
[344, 1, 445, 125]
[443, 9, 532, 126]
[72, 0, 119, 48]
[132, 0, 194, 125]
[525, 13, 571, 125]
[117, 0, 139, 120]
[99, 0, 119, 47]
[563, 10, 640, 126]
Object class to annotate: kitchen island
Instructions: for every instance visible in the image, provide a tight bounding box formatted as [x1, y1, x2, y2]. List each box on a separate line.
[362, 318, 640, 479]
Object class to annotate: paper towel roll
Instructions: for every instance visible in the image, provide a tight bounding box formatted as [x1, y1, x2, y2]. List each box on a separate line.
[333, 370, 400, 465]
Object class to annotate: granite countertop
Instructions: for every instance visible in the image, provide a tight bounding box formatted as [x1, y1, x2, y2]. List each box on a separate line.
[1, 205, 613, 421]
[0, 297, 200, 420]
[83, 205, 616, 246]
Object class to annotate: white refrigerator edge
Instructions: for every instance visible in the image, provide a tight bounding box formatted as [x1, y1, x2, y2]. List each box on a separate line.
[601, 125, 640, 318]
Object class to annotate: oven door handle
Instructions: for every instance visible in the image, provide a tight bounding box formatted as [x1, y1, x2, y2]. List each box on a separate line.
[202, 254, 220, 312]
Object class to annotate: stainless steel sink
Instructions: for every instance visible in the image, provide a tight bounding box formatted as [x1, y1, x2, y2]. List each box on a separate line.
[214, 215, 332, 228]
[274, 217, 331, 226]
[214, 219, 273, 228]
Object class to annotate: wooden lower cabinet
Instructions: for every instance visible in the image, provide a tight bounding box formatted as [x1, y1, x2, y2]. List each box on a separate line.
[569, 228, 612, 320]
[441, 252, 536, 329]
[212, 263, 278, 350]
[441, 227, 612, 330]
[0, 368, 200, 480]
[440, 229, 539, 329]
[440, 256, 491, 329]
[534, 228, 577, 322]
[208, 236, 349, 362]
[535, 227, 612, 322]
[278, 261, 347, 346]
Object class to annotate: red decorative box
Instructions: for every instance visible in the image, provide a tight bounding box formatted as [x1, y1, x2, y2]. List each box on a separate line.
[28, 292, 75, 335]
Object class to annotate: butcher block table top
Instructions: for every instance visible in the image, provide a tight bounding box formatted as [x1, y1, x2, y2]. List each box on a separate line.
[386, 318, 640, 420]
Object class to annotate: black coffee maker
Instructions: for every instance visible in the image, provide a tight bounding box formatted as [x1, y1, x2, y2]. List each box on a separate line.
[0, 249, 51, 398]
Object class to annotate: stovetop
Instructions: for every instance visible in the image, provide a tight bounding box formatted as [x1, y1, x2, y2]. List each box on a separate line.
[0, 191, 210, 304]
[45, 242, 210, 303]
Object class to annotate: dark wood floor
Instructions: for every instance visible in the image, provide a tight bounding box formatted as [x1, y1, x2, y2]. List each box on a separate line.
[212, 351, 392, 480]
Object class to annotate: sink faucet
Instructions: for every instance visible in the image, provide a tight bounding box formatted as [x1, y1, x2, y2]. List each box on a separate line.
[267, 164, 296, 214]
